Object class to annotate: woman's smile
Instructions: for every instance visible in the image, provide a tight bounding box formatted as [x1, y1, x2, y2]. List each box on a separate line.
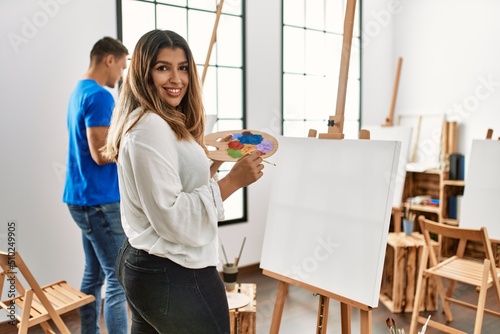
[151, 47, 189, 108]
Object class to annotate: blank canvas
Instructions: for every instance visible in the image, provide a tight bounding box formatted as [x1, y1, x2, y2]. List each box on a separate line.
[364, 125, 412, 207]
[459, 140, 500, 241]
[398, 114, 444, 171]
[260, 137, 401, 308]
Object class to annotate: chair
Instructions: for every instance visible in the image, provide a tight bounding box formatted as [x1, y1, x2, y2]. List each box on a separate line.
[409, 216, 500, 334]
[0, 251, 95, 333]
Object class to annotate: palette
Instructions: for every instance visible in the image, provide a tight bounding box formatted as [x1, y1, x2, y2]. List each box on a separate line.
[205, 130, 279, 162]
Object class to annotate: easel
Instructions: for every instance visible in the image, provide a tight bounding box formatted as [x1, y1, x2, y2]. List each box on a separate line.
[397, 113, 446, 166]
[264, 270, 373, 334]
[398, 114, 422, 164]
[201, 0, 224, 86]
[485, 128, 500, 140]
[381, 57, 405, 230]
[308, 0, 368, 142]
[200, 0, 224, 133]
[382, 57, 403, 127]
[265, 0, 374, 333]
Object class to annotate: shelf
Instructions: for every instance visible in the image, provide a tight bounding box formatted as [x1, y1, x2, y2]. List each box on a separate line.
[421, 169, 443, 175]
[442, 180, 465, 187]
[396, 170, 465, 236]
[404, 203, 440, 214]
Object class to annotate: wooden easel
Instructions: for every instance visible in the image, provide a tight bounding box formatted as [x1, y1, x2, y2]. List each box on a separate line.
[397, 114, 423, 164]
[307, 0, 368, 142]
[379, 57, 404, 230]
[382, 57, 403, 127]
[485, 128, 500, 140]
[201, 0, 224, 86]
[264, 270, 373, 334]
[266, 0, 374, 333]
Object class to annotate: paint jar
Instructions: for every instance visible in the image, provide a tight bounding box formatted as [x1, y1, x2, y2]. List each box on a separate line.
[403, 219, 414, 236]
[222, 264, 238, 291]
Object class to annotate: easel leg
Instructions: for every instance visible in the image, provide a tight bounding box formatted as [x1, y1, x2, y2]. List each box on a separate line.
[269, 281, 289, 334]
[360, 309, 372, 334]
[340, 302, 351, 334]
[316, 295, 330, 334]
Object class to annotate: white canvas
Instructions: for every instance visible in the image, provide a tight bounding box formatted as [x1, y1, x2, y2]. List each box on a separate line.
[398, 114, 444, 171]
[364, 125, 412, 207]
[459, 140, 500, 241]
[260, 137, 401, 308]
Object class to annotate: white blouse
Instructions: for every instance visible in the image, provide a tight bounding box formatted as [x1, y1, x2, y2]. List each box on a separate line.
[117, 110, 225, 268]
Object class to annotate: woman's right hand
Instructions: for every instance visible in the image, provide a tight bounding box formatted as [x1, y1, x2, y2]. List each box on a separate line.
[218, 150, 264, 201]
[231, 150, 264, 188]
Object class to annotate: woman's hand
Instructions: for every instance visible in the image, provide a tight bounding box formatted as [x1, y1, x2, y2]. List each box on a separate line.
[218, 150, 264, 201]
[209, 134, 232, 176]
[229, 150, 264, 188]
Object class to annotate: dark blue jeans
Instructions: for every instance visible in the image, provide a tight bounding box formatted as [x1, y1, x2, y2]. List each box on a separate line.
[68, 202, 128, 334]
[116, 241, 230, 334]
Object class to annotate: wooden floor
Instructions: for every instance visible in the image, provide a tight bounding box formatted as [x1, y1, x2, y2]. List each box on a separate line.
[2, 267, 499, 333]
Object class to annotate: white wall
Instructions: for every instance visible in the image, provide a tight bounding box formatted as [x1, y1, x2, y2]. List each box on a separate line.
[361, 0, 399, 125]
[0, 0, 118, 288]
[0, 0, 281, 289]
[2, 0, 500, 291]
[364, 0, 500, 159]
[217, 0, 282, 267]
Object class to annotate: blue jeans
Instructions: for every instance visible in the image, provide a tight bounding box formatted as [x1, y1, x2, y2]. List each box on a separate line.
[116, 241, 230, 334]
[68, 202, 128, 334]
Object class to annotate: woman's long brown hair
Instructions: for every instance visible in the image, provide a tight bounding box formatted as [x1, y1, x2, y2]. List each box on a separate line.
[104, 29, 206, 161]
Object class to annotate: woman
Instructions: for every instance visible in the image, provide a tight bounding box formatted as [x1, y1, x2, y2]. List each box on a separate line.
[104, 30, 264, 333]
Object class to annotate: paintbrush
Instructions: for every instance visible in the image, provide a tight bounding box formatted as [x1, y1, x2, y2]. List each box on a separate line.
[234, 237, 246, 267]
[418, 315, 431, 334]
[221, 243, 230, 266]
[386, 318, 395, 334]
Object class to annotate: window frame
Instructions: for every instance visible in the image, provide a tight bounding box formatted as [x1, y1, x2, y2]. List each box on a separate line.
[281, 0, 362, 138]
[116, 0, 248, 226]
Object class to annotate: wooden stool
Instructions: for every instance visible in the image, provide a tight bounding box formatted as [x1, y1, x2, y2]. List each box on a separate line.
[229, 283, 256, 334]
[380, 232, 438, 313]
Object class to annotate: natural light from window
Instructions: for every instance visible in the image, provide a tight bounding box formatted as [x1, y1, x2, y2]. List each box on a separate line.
[282, 0, 361, 138]
[120, 0, 246, 224]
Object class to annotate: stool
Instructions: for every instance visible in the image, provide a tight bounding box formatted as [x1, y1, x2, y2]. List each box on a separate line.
[229, 283, 256, 334]
[380, 232, 438, 313]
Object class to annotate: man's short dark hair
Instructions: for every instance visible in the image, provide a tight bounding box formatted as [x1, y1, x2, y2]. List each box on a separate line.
[90, 37, 129, 64]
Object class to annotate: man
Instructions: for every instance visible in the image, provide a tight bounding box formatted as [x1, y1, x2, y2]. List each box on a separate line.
[63, 37, 128, 334]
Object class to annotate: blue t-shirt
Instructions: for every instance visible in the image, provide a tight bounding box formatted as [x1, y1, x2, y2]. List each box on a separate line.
[63, 79, 119, 206]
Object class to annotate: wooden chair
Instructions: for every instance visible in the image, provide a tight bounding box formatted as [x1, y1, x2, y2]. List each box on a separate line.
[409, 216, 500, 334]
[0, 251, 95, 333]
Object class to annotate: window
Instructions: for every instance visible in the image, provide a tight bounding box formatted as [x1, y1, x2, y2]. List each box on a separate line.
[117, 0, 246, 225]
[282, 0, 361, 138]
